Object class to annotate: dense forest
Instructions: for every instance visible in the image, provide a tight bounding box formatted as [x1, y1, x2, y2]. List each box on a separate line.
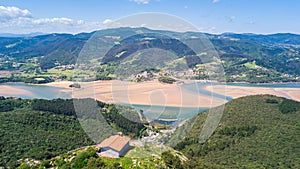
[0, 97, 145, 168]
[15, 95, 300, 169]
[172, 95, 300, 168]
[31, 98, 145, 137]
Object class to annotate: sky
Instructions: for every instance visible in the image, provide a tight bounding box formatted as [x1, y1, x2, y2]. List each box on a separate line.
[0, 0, 299, 34]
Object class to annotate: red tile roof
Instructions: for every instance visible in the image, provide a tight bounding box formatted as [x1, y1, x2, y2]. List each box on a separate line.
[96, 135, 130, 152]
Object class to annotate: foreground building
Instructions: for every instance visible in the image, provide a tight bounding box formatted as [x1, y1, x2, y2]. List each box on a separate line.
[96, 134, 131, 158]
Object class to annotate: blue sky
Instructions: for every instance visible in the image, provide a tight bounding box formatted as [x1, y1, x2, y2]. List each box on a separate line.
[0, 0, 299, 34]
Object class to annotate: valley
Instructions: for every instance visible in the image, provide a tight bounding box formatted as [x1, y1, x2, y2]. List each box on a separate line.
[1, 28, 300, 84]
[1, 27, 300, 169]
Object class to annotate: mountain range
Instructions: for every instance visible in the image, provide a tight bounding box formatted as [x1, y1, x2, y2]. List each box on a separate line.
[1, 27, 300, 83]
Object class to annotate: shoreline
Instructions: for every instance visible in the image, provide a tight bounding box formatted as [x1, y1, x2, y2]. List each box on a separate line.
[37, 81, 73, 88]
[1, 80, 300, 107]
[71, 80, 227, 108]
[226, 81, 300, 86]
[2, 79, 300, 88]
[206, 85, 300, 102]
[0, 85, 35, 97]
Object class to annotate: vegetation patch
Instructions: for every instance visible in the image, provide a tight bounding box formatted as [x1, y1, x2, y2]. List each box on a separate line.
[158, 76, 176, 84]
[219, 125, 258, 137]
[265, 98, 279, 104]
[278, 99, 300, 114]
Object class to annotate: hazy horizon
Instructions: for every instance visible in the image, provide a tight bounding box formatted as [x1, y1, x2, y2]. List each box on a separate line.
[1, 26, 300, 37]
[0, 0, 299, 34]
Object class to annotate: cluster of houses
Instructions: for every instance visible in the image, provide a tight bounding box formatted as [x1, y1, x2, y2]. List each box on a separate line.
[129, 68, 207, 82]
[95, 124, 177, 158]
[54, 64, 75, 70]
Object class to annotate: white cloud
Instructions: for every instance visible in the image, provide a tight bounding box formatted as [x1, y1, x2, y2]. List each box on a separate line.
[0, 6, 103, 34]
[212, 0, 220, 3]
[102, 19, 112, 25]
[0, 6, 32, 22]
[130, 0, 150, 4]
[32, 17, 73, 25]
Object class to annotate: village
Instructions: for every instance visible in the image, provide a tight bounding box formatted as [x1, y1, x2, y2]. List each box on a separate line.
[95, 121, 178, 159]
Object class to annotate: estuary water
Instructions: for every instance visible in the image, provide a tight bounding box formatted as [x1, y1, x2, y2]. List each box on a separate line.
[1, 82, 300, 120]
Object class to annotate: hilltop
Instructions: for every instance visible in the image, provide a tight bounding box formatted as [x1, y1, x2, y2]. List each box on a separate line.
[0, 27, 300, 83]
[173, 95, 300, 168]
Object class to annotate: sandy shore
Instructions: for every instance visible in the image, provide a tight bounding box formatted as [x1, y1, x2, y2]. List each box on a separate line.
[1, 80, 299, 107]
[39, 81, 73, 88]
[28, 80, 300, 106]
[206, 85, 300, 102]
[0, 85, 35, 97]
[71, 80, 226, 108]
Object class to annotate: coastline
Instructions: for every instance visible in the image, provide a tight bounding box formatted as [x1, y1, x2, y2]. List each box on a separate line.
[2, 79, 300, 88]
[0, 85, 35, 97]
[37, 81, 73, 88]
[206, 85, 300, 102]
[33, 79, 300, 106]
[71, 79, 227, 108]
[1, 80, 300, 107]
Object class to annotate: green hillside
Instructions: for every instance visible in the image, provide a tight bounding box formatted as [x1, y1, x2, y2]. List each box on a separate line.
[174, 95, 300, 168]
[12, 95, 300, 169]
[0, 97, 145, 168]
[1, 28, 300, 83]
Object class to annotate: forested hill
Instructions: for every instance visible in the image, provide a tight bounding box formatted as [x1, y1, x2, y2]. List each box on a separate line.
[0, 97, 145, 168]
[1, 27, 300, 83]
[2, 95, 299, 168]
[173, 95, 300, 168]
